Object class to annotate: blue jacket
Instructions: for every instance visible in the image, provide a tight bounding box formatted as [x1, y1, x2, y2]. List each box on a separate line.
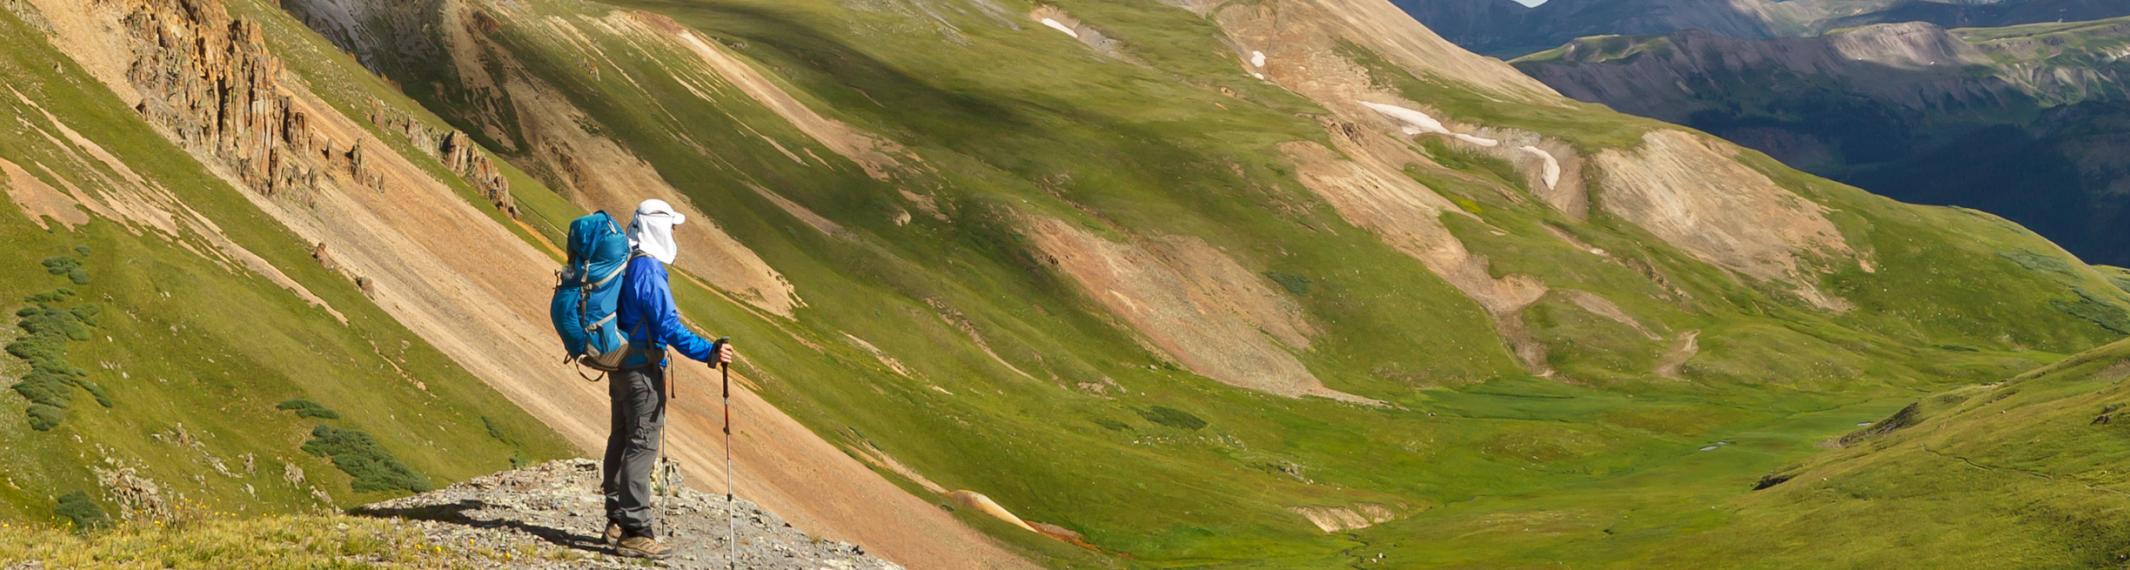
[617, 255, 719, 369]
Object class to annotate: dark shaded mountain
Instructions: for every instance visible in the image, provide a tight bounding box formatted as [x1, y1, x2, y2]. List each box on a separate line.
[1398, 0, 2130, 57]
[1515, 18, 2130, 263]
[1393, 0, 1777, 56]
[1831, 0, 2130, 30]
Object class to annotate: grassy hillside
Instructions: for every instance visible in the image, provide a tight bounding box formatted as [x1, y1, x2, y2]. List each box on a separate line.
[0, 2, 573, 536]
[5, 0, 2130, 567]
[257, 0, 2130, 566]
[1644, 337, 2130, 568]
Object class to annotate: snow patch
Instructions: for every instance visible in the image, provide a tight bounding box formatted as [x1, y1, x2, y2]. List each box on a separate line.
[1039, 18, 1079, 39]
[1453, 133, 1500, 147]
[1361, 101, 1504, 148]
[1251, 50, 1267, 68]
[1359, 101, 1449, 136]
[1519, 145, 1562, 189]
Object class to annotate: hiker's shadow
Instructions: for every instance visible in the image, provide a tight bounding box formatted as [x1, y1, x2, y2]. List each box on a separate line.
[352, 499, 607, 554]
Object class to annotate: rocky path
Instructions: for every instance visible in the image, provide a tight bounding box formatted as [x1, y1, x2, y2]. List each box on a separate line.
[355, 460, 900, 569]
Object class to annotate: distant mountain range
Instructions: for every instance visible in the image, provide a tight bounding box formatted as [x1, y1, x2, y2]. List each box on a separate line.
[1398, 0, 2130, 56]
[1510, 17, 2130, 264]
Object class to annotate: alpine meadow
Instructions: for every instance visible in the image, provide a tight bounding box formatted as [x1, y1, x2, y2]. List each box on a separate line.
[0, 0, 2128, 568]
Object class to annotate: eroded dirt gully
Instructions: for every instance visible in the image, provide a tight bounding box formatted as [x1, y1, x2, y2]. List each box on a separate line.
[18, 0, 1029, 567]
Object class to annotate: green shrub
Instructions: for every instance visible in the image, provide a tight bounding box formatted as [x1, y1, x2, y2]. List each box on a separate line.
[1265, 272, 1313, 296]
[1139, 406, 1208, 431]
[481, 416, 509, 443]
[26, 405, 64, 432]
[300, 425, 431, 494]
[276, 399, 341, 420]
[40, 256, 87, 285]
[52, 491, 109, 534]
[76, 379, 111, 408]
[2055, 289, 2130, 334]
[1999, 250, 2073, 275]
[7, 286, 102, 431]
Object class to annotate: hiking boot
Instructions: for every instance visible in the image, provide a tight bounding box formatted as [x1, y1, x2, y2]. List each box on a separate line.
[604, 521, 622, 546]
[616, 535, 672, 560]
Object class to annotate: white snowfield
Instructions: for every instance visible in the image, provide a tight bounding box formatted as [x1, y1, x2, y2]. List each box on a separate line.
[1362, 101, 1499, 146]
[1040, 18, 1079, 38]
[1519, 145, 1562, 189]
[1360, 101, 1450, 135]
[1454, 133, 1500, 147]
[1251, 50, 1267, 68]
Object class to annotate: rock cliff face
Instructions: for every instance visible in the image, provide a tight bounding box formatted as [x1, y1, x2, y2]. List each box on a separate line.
[107, 0, 523, 216]
[121, 0, 340, 195]
[368, 99, 515, 217]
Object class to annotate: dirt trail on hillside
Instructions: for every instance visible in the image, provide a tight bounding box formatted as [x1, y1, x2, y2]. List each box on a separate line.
[1657, 330, 1700, 379]
[25, 2, 1030, 567]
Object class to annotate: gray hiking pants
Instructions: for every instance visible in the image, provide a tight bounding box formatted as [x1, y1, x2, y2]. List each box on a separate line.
[602, 365, 666, 537]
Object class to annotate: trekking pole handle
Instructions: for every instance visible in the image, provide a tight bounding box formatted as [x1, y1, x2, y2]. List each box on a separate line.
[716, 337, 732, 396]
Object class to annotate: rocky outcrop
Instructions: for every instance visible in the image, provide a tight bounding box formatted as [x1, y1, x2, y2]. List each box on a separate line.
[354, 460, 900, 570]
[368, 99, 516, 217]
[118, 0, 376, 197]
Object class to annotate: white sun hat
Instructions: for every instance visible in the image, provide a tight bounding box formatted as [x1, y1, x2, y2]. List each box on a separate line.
[628, 199, 687, 264]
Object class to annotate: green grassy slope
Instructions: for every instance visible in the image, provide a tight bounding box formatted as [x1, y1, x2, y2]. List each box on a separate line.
[5, 0, 2129, 567]
[256, 0, 2130, 566]
[1641, 337, 2130, 568]
[0, 6, 573, 533]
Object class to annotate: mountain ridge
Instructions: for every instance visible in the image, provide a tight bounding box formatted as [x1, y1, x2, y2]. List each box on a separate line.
[1515, 17, 2130, 265]
[1397, 0, 2130, 57]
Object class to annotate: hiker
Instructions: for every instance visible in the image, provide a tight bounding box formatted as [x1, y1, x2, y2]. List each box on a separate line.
[603, 198, 736, 559]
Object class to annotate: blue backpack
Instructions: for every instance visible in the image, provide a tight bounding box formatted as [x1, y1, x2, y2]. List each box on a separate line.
[550, 211, 638, 373]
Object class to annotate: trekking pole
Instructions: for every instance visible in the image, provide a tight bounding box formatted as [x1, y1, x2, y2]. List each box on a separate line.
[717, 337, 736, 570]
[658, 362, 673, 540]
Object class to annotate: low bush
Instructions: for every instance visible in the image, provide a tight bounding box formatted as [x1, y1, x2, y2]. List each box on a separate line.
[2056, 288, 2130, 334]
[1139, 406, 1208, 431]
[7, 285, 103, 431]
[53, 491, 110, 534]
[300, 425, 431, 494]
[1265, 271, 1313, 296]
[41, 255, 88, 285]
[481, 416, 509, 443]
[276, 399, 341, 420]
